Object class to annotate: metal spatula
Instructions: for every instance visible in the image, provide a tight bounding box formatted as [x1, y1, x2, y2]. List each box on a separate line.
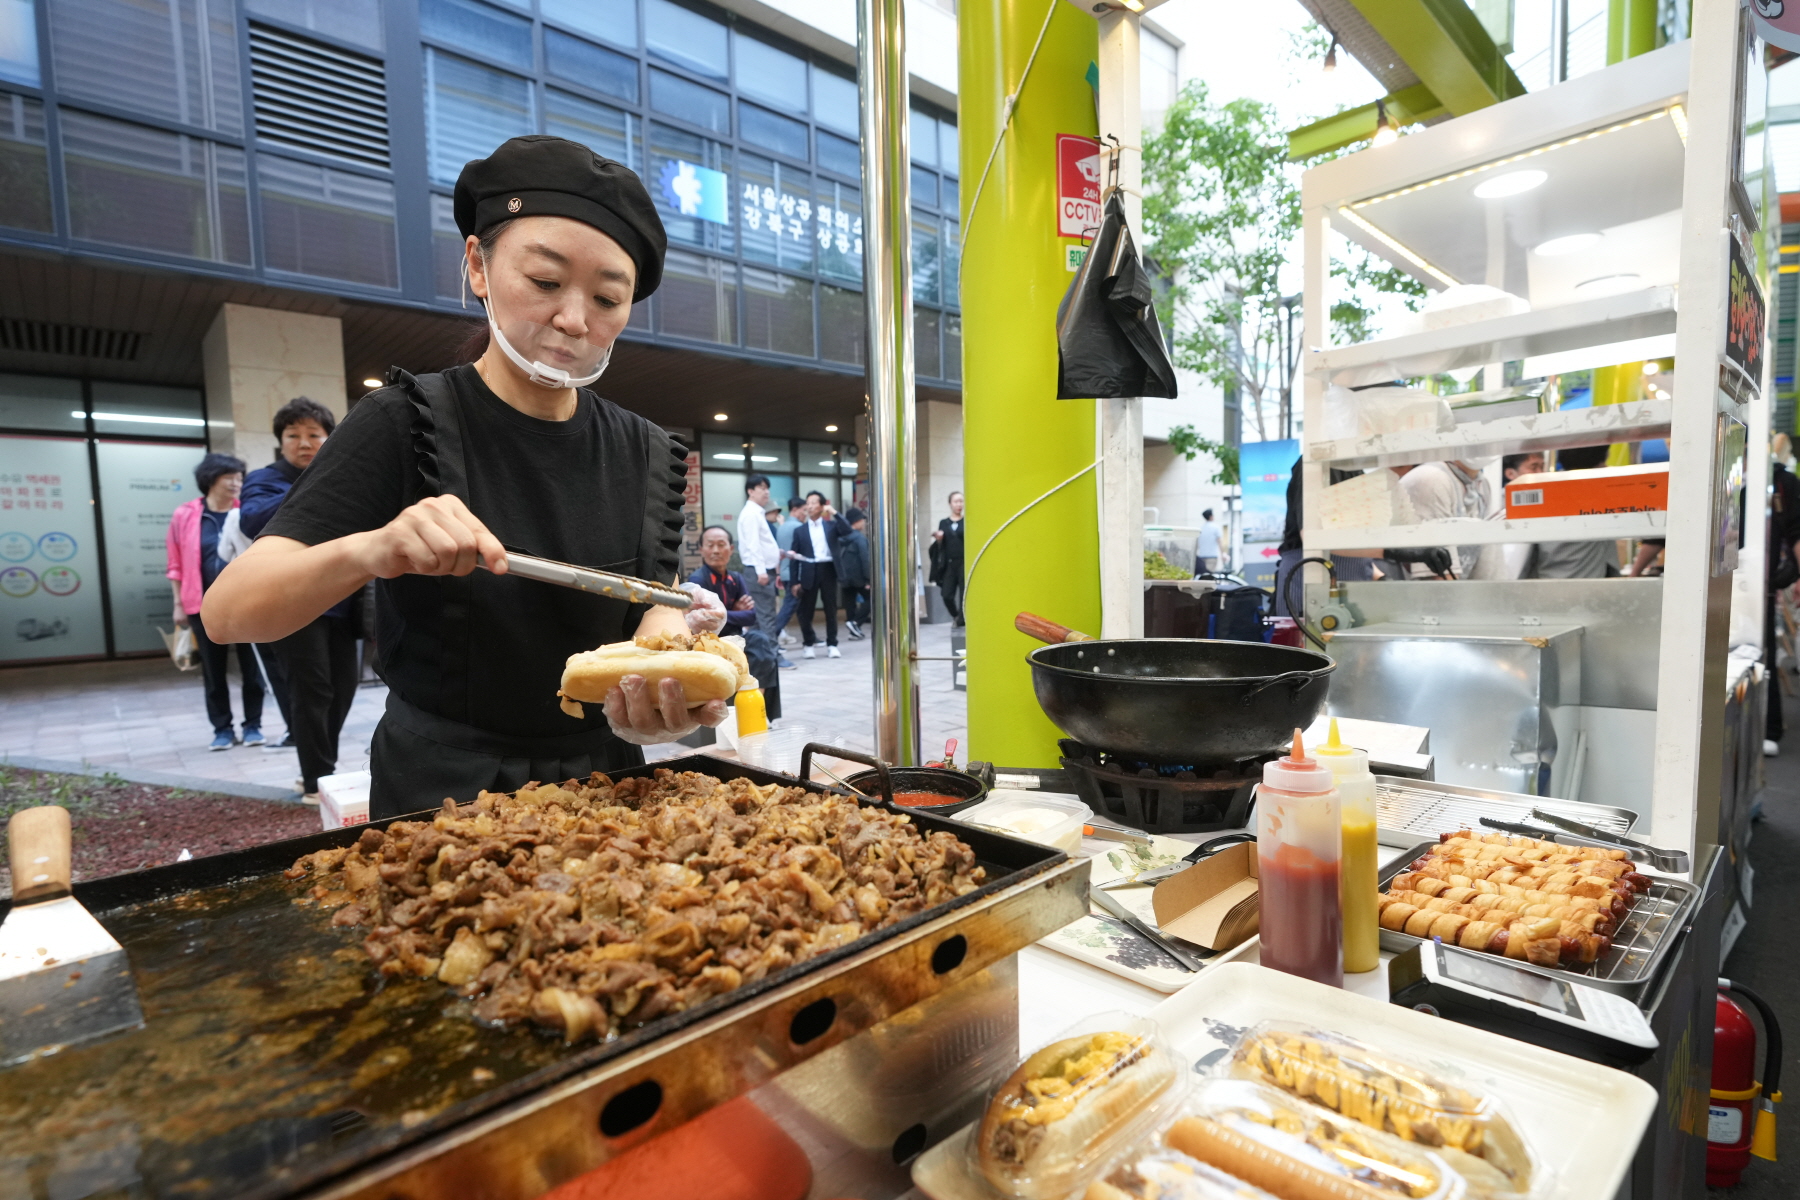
[482, 551, 693, 609]
[0, 806, 143, 1064]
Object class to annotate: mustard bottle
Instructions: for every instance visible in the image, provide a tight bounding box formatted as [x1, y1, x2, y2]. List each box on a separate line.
[1314, 719, 1380, 974]
[734, 686, 768, 736]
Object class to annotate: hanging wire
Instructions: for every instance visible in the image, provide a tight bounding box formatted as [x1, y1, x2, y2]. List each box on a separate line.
[961, 0, 1062, 254]
[963, 458, 1101, 607]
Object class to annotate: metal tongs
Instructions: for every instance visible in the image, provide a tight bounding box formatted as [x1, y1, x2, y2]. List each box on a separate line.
[484, 551, 692, 609]
[1087, 883, 1210, 972]
[1478, 813, 1688, 873]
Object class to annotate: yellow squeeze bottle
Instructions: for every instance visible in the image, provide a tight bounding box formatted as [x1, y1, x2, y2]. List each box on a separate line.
[1315, 719, 1380, 974]
[734, 686, 768, 736]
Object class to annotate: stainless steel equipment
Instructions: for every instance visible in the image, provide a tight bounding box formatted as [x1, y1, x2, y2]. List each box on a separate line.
[1373, 775, 1638, 845]
[485, 551, 693, 608]
[1326, 622, 1582, 795]
[1379, 841, 1698, 1000]
[1523, 808, 1690, 872]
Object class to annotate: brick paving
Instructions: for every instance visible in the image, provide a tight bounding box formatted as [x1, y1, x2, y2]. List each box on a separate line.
[0, 617, 968, 795]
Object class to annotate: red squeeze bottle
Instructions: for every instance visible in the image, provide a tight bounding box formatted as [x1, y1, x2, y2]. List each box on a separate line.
[1255, 729, 1344, 987]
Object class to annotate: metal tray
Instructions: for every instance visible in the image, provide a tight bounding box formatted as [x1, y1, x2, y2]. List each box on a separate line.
[0, 754, 1087, 1200]
[1379, 841, 1698, 999]
[1375, 775, 1639, 844]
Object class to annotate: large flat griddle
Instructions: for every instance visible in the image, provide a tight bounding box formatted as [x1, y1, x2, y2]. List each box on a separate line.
[0, 755, 1087, 1200]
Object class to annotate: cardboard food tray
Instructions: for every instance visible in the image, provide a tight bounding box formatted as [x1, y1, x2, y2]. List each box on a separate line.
[914, 962, 1656, 1200]
[1379, 840, 1699, 998]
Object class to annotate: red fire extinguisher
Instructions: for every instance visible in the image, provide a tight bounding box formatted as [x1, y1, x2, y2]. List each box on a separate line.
[1708, 979, 1782, 1187]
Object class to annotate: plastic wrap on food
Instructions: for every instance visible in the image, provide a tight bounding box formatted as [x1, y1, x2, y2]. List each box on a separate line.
[1085, 1148, 1280, 1199]
[1222, 1023, 1539, 1197]
[975, 1013, 1185, 1199]
[1166, 1078, 1463, 1200]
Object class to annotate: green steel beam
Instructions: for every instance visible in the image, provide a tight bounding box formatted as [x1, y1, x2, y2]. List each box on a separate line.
[1607, 0, 1659, 64]
[1288, 83, 1448, 160]
[1348, 0, 1526, 115]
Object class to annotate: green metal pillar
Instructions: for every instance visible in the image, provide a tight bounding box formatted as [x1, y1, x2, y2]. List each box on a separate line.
[959, 0, 1100, 767]
[1607, 0, 1660, 63]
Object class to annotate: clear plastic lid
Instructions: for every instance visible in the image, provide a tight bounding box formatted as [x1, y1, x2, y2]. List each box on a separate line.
[1312, 718, 1372, 777]
[1261, 729, 1336, 795]
[973, 1012, 1184, 1199]
[1087, 1147, 1280, 1199]
[953, 791, 1092, 856]
[1221, 1023, 1541, 1198]
[1166, 1078, 1465, 1200]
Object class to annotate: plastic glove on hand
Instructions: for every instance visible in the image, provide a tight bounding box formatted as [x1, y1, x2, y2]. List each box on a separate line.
[603, 675, 728, 745]
[1385, 546, 1456, 579]
[680, 582, 729, 634]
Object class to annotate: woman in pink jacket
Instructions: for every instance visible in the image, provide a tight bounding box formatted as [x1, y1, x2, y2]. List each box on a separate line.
[167, 453, 262, 751]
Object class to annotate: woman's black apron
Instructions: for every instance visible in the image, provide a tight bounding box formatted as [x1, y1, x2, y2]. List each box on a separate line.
[366, 368, 684, 819]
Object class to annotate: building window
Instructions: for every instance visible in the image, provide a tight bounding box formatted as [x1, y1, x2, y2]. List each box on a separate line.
[942, 215, 959, 304]
[811, 66, 856, 138]
[910, 163, 937, 209]
[649, 67, 729, 134]
[0, 0, 38, 86]
[912, 209, 940, 303]
[545, 29, 638, 104]
[50, 0, 244, 136]
[541, 0, 636, 52]
[644, 0, 727, 82]
[431, 192, 465, 301]
[815, 177, 861, 282]
[61, 110, 251, 265]
[914, 308, 941, 379]
[819, 282, 863, 366]
[939, 116, 957, 176]
[943, 312, 960, 381]
[424, 48, 534, 186]
[740, 101, 807, 162]
[0, 373, 84, 433]
[546, 88, 639, 168]
[648, 120, 733, 252]
[941, 174, 958, 215]
[739, 152, 813, 272]
[910, 107, 937, 167]
[244, 0, 386, 53]
[733, 32, 806, 115]
[658, 249, 737, 344]
[421, 0, 533, 71]
[817, 129, 857, 179]
[258, 154, 398, 287]
[0, 93, 51, 234]
[742, 268, 813, 358]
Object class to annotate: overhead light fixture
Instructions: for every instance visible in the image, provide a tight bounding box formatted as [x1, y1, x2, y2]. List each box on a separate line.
[1472, 169, 1547, 199]
[713, 413, 728, 421]
[1117, 0, 1144, 11]
[824, 424, 839, 432]
[750, 455, 779, 462]
[1323, 35, 1339, 74]
[361, 377, 382, 388]
[72, 411, 206, 427]
[1532, 232, 1601, 257]
[1372, 99, 1398, 148]
[1574, 272, 1643, 296]
[1642, 360, 1661, 376]
[1668, 103, 1688, 145]
[711, 452, 746, 462]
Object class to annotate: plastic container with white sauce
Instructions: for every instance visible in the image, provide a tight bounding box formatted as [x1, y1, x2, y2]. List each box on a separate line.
[951, 790, 1092, 855]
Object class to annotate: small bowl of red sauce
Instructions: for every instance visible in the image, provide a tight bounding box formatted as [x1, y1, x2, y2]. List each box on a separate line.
[845, 766, 987, 817]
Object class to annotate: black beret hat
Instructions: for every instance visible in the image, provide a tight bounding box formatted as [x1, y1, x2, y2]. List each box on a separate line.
[454, 135, 667, 300]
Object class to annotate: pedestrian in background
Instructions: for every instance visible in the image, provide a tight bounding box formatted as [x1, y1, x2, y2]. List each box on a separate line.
[691, 525, 781, 695]
[769, 495, 806, 657]
[791, 491, 851, 657]
[931, 490, 966, 626]
[735, 473, 790, 668]
[1197, 508, 1223, 574]
[167, 452, 266, 750]
[838, 506, 871, 639]
[240, 396, 358, 804]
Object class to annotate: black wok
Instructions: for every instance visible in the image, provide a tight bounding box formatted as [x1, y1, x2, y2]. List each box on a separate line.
[1027, 637, 1334, 762]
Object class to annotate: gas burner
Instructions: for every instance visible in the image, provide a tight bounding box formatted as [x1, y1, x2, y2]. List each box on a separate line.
[1057, 740, 1265, 835]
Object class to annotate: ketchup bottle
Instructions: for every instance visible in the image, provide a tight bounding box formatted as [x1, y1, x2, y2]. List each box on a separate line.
[1256, 730, 1344, 987]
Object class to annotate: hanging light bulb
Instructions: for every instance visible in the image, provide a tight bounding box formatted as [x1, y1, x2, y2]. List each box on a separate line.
[1323, 35, 1339, 74]
[1372, 99, 1399, 147]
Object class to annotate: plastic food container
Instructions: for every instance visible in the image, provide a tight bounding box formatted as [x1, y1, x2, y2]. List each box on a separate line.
[1085, 1148, 1279, 1199]
[1165, 1078, 1464, 1200]
[1223, 1023, 1540, 1198]
[972, 1012, 1184, 1199]
[953, 790, 1092, 856]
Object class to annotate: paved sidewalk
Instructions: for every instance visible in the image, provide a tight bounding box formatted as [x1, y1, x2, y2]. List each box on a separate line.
[0, 617, 968, 794]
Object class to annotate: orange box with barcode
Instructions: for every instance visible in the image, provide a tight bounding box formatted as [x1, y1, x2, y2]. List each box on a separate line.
[1504, 463, 1669, 519]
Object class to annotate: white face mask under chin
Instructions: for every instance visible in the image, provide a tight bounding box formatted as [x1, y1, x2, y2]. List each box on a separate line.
[487, 312, 612, 389]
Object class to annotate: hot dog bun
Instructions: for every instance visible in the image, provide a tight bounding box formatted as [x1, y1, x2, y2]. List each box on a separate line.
[558, 641, 738, 716]
[978, 1031, 1176, 1198]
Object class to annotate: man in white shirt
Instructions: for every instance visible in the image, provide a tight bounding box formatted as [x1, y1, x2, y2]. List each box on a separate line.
[1399, 459, 1492, 579]
[1197, 508, 1223, 574]
[737, 474, 785, 649]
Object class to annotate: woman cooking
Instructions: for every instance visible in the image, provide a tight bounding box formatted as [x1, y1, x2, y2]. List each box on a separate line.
[202, 136, 726, 818]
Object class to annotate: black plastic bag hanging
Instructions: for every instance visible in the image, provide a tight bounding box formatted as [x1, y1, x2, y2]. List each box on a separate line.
[1055, 190, 1178, 399]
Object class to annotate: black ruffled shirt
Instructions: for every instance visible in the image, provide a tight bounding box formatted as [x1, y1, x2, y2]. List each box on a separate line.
[264, 364, 685, 738]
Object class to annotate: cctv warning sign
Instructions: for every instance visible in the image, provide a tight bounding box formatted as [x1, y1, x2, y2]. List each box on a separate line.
[1056, 134, 1102, 239]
